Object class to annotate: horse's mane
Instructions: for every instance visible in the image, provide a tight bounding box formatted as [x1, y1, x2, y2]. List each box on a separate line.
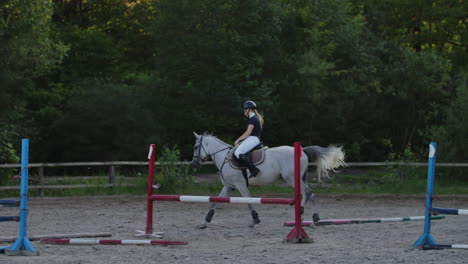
[202, 132, 232, 147]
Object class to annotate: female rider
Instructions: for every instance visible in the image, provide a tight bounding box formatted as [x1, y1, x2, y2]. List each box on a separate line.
[234, 100, 264, 177]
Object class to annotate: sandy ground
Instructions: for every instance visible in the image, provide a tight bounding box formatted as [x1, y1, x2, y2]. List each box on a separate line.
[1, 194, 468, 264]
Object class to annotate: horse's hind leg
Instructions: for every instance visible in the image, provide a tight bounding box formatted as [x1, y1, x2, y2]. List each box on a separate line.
[303, 185, 320, 223]
[198, 186, 233, 229]
[234, 182, 260, 228]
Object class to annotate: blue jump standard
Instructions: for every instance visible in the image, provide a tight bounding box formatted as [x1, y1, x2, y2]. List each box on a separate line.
[414, 142, 468, 249]
[0, 139, 39, 256]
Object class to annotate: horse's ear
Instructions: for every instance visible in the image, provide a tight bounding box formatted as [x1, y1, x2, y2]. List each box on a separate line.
[193, 131, 200, 138]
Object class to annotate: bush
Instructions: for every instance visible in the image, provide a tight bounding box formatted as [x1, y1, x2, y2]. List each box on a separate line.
[384, 145, 424, 184]
[0, 138, 19, 185]
[157, 146, 192, 193]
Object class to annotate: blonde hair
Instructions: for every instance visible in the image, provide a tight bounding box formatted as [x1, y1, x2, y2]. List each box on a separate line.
[254, 109, 264, 128]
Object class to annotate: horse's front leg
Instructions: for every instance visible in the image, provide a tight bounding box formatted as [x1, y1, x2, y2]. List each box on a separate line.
[235, 182, 260, 228]
[198, 186, 232, 229]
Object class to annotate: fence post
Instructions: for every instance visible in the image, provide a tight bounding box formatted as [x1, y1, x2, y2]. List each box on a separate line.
[38, 166, 45, 197]
[108, 165, 115, 185]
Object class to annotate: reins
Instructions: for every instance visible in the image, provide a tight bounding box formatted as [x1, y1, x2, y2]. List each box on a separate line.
[194, 136, 231, 162]
[194, 136, 233, 183]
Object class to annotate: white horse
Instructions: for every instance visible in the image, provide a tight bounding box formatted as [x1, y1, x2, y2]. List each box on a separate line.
[190, 132, 346, 228]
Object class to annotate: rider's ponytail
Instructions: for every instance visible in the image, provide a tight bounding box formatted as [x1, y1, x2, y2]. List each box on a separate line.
[254, 110, 264, 128]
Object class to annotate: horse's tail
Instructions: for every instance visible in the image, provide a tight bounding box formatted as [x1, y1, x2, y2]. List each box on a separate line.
[303, 145, 347, 182]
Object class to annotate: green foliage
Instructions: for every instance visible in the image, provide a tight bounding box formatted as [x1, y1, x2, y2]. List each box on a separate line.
[432, 73, 468, 162]
[0, 140, 18, 164]
[0, 137, 19, 185]
[0, 0, 467, 181]
[157, 146, 192, 193]
[0, 0, 67, 159]
[45, 76, 160, 161]
[147, 0, 290, 146]
[384, 145, 423, 184]
[0, 0, 67, 79]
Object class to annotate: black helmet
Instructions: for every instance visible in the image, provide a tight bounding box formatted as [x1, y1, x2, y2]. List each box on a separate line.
[243, 100, 257, 109]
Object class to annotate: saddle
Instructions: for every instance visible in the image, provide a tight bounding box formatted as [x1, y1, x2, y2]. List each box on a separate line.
[229, 144, 268, 170]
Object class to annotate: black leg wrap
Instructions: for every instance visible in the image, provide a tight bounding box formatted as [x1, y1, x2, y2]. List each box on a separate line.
[301, 206, 305, 215]
[313, 213, 320, 223]
[251, 210, 260, 224]
[205, 209, 215, 223]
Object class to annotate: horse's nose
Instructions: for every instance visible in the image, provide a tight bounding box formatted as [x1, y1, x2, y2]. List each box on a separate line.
[191, 160, 200, 169]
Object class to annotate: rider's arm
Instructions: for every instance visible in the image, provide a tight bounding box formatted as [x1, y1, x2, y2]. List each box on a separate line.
[234, 124, 254, 145]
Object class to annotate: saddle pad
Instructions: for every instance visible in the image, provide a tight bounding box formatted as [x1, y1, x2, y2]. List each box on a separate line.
[229, 147, 267, 169]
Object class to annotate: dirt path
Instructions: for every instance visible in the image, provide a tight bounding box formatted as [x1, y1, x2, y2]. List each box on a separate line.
[1, 195, 468, 264]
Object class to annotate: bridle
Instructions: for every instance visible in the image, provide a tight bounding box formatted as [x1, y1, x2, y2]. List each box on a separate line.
[192, 135, 234, 183]
[193, 136, 231, 163]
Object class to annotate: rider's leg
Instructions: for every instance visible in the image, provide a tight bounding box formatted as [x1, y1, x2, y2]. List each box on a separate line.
[234, 137, 261, 177]
[238, 154, 260, 177]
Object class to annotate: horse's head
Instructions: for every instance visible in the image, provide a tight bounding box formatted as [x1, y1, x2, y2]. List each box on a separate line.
[191, 132, 210, 168]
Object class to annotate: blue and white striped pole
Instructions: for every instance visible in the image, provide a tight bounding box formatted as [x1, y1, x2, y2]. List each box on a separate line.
[430, 208, 468, 216]
[3, 139, 39, 256]
[425, 244, 468, 249]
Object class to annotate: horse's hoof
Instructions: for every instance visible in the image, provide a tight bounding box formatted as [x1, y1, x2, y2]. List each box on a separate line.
[198, 224, 208, 229]
[251, 210, 260, 224]
[248, 223, 256, 228]
[313, 213, 320, 223]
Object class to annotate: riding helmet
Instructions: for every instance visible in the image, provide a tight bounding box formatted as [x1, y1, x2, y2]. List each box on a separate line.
[243, 100, 257, 109]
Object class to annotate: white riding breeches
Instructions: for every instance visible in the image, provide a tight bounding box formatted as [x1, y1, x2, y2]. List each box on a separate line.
[234, 136, 260, 158]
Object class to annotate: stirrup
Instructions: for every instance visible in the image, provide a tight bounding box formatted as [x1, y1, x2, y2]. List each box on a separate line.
[248, 168, 260, 178]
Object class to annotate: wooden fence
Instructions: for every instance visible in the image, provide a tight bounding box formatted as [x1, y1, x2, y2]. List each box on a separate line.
[1, 161, 467, 196]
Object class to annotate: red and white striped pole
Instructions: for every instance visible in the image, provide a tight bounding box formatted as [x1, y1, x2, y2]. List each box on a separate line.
[41, 239, 187, 246]
[150, 195, 294, 204]
[285, 142, 313, 243]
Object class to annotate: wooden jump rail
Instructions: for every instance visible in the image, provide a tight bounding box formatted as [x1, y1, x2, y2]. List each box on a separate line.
[141, 143, 312, 243]
[414, 142, 468, 250]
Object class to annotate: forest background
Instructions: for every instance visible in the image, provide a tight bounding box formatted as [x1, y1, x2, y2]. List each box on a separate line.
[1, 0, 467, 166]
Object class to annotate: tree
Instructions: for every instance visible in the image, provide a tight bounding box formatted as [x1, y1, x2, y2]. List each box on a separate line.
[432, 73, 468, 162]
[47, 77, 160, 161]
[148, 0, 291, 148]
[355, 0, 468, 69]
[0, 0, 66, 159]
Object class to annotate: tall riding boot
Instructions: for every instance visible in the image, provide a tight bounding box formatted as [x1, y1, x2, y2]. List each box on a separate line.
[238, 154, 260, 178]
